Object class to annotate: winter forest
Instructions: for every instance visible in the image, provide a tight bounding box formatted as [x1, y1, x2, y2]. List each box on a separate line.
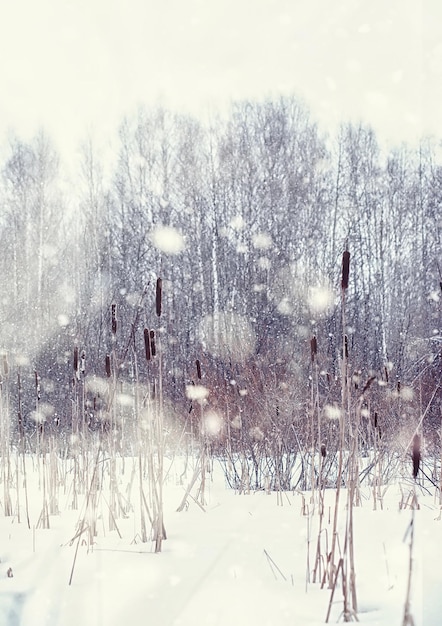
[0, 95, 441, 623]
[1, 96, 440, 454]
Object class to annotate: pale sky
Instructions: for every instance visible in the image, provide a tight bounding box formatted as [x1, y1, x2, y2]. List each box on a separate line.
[0, 0, 441, 160]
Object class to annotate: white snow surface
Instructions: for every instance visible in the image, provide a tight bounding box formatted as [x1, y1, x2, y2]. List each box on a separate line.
[0, 458, 441, 626]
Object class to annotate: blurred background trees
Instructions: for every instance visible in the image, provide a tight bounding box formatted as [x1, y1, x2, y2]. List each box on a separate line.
[0, 96, 440, 463]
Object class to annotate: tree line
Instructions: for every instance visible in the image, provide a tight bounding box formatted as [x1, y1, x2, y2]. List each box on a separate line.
[0, 95, 440, 463]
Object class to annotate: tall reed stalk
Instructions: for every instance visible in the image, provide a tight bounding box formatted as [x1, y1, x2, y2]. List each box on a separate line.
[17, 369, 30, 528]
[154, 277, 165, 552]
[328, 250, 350, 589]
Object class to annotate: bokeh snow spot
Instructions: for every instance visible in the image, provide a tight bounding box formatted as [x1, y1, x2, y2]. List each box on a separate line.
[252, 283, 266, 292]
[270, 264, 336, 318]
[186, 384, 209, 401]
[229, 215, 245, 230]
[203, 411, 222, 436]
[308, 285, 334, 313]
[117, 393, 135, 407]
[57, 314, 70, 327]
[258, 257, 271, 270]
[150, 226, 185, 254]
[277, 297, 292, 315]
[15, 354, 30, 367]
[396, 386, 414, 402]
[30, 402, 55, 424]
[324, 404, 342, 420]
[252, 232, 272, 250]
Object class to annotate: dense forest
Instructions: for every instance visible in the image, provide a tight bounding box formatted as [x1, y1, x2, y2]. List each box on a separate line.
[0, 96, 440, 477]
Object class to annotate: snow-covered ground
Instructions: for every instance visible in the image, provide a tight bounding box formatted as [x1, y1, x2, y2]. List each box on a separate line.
[0, 456, 441, 625]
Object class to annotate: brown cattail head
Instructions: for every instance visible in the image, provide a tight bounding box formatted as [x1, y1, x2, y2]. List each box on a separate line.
[320, 443, 327, 458]
[344, 335, 349, 359]
[341, 250, 350, 290]
[373, 412, 382, 439]
[412, 433, 421, 479]
[156, 278, 162, 317]
[105, 354, 111, 378]
[111, 304, 117, 335]
[310, 336, 317, 362]
[144, 328, 152, 361]
[73, 347, 78, 372]
[150, 330, 156, 357]
[384, 366, 389, 383]
[196, 359, 202, 379]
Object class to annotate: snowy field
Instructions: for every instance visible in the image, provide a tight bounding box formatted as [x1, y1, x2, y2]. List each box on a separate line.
[0, 455, 441, 626]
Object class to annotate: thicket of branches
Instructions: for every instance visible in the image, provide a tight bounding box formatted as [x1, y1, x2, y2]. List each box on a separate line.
[0, 96, 440, 473]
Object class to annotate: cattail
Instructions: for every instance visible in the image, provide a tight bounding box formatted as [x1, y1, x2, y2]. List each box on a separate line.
[144, 328, 152, 361]
[111, 304, 117, 335]
[35, 370, 40, 400]
[310, 336, 317, 362]
[374, 412, 382, 439]
[105, 354, 111, 378]
[73, 347, 78, 372]
[156, 278, 162, 317]
[196, 359, 202, 379]
[344, 335, 349, 359]
[321, 443, 327, 458]
[412, 434, 421, 479]
[150, 330, 156, 357]
[341, 250, 350, 290]
[384, 366, 389, 383]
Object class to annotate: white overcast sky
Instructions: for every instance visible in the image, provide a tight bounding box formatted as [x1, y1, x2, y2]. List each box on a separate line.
[0, 0, 441, 159]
